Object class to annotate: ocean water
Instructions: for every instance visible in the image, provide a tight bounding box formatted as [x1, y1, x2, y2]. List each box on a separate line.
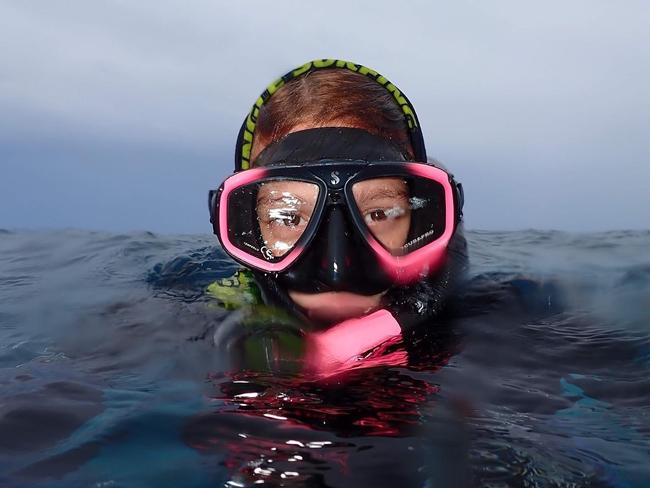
[0, 229, 649, 487]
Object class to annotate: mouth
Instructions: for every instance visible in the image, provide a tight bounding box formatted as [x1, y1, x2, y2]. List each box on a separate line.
[288, 290, 385, 323]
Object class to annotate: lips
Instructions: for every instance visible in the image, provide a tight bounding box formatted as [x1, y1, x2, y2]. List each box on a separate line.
[288, 290, 384, 322]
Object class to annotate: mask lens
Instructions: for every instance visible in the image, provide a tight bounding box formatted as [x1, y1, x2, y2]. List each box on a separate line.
[227, 180, 320, 262]
[351, 176, 446, 256]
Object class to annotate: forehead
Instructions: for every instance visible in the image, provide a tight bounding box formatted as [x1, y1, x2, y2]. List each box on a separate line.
[352, 177, 408, 193]
[257, 180, 319, 200]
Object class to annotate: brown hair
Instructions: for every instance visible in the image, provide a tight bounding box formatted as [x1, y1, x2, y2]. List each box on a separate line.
[251, 69, 414, 163]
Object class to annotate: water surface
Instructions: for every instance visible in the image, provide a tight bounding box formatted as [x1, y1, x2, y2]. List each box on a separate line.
[0, 229, 649, 487]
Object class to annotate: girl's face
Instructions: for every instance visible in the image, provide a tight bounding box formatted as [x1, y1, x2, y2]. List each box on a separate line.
[255, 176, 412, 322]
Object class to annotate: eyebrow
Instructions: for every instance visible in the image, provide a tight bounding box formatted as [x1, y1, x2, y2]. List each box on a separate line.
[257, 192, 313, 207]
[354, 186, 409, 206]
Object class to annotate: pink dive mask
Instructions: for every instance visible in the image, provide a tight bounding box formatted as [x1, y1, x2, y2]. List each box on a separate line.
[209, 160, 462, 287]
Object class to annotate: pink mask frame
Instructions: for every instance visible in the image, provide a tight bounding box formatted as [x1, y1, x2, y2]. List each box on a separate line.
[210, 162, 460, 286]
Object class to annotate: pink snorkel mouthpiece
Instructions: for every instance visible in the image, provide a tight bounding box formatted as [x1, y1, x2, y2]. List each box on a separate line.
[304, 309, 406, 378]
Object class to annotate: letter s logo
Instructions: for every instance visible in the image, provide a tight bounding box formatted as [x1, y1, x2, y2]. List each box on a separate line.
[260, 246, 274, 261]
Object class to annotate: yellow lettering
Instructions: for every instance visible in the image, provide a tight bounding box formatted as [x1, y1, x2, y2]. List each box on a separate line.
[376, 75, 389, 86]
[291, 62, 312, 78]
[385, 83, 408, 106]
[401, 105, 417, 126]
[242, 142, 251, 160]
[313, 59, 336, 68]
[335, 60, 360, 71]
[247, 106, 259, 124]
[357, 65, 379, 77]
[266, 78, 285, 96]
[245, 116, 256, 133]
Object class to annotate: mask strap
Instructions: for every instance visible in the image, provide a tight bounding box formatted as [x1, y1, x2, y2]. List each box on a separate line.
[234, 59, 427, 171]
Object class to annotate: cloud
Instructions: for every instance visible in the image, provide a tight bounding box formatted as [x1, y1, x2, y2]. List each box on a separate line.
[1, 0, 649, 231]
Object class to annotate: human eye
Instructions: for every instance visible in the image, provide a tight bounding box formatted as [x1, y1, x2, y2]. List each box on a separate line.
[363, 205, 407, 225]
[268, 208, 307, 228]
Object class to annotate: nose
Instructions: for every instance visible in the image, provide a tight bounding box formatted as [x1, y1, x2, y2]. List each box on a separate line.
[315, 205, 353, 288]
[279, 203, 391, 295]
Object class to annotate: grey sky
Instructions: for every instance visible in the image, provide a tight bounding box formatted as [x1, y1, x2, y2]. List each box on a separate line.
[1, 0, 649, 233]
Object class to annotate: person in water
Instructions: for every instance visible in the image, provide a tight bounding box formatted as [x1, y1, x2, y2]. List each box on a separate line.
[194, 60, 566, 485]
[208, 59, 468, 373]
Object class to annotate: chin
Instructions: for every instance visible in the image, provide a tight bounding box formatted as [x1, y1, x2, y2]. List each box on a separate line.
[288, 290, 385, 324]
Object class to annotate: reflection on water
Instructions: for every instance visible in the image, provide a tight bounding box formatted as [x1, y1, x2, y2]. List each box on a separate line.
[0, 229, 649, 487]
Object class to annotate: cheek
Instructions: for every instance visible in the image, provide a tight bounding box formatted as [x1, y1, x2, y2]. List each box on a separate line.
[395, 218, 411, 245]
[258, 220, 269, 241]
[382, 215, 411, 250]
[288, 291, 326, 309]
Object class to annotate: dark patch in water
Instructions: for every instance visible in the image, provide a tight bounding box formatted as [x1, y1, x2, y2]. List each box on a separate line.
[617, 264, 650, 286]
[147, 246, 238, 302]
[0, 382, 103, 453]
[15, 441, 102, 481]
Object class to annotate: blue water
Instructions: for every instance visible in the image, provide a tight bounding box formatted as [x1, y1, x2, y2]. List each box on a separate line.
[0, 229, 649, 487]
